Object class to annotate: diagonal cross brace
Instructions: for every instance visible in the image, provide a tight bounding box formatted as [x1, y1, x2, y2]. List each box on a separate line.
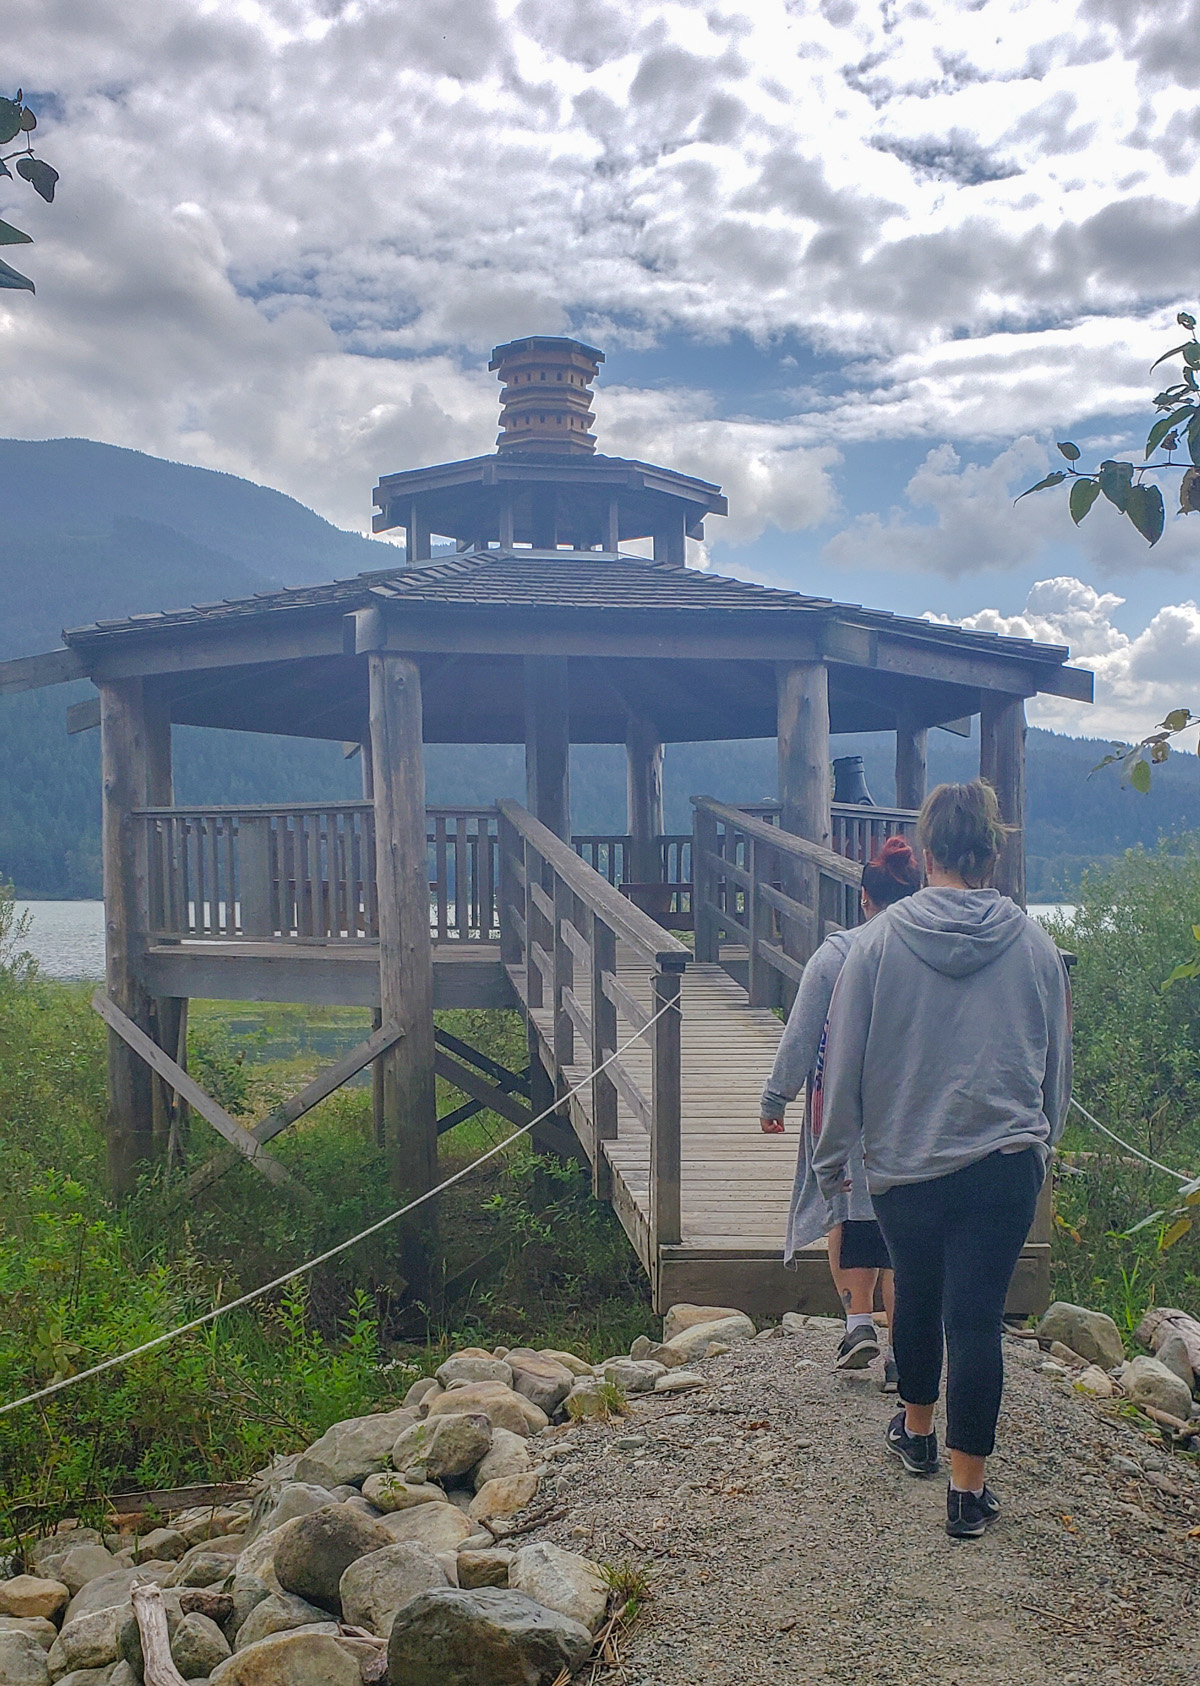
[185, 1017, 405, 1198]
[92, 990, 310, 1200]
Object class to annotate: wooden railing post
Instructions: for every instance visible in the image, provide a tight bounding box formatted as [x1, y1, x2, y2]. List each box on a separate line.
[525, 839, 543, 1010]
[239, 816, 273, 938]
[498, 813, 521, 966]
[590, 914, 618, 1195]
[651, 960, 683, 1250]
[553, 872, 574, 1070]
[693, 801, 719, 962]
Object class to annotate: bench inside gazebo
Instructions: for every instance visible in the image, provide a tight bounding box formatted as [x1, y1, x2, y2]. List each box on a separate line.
[0, 336, 1093, 1314]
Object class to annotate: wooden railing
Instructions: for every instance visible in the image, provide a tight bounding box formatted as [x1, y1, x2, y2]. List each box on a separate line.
[571, 834, 692, 926]
[497, 798, 688, 1249]
[135, 803, 500, 944]
[744, 801, 919, 863]
[692, 796, 864, 1008]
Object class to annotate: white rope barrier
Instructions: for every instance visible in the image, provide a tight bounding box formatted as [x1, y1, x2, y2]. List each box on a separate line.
[1068, 1095, 1194, 1185]
[0, 996, 679, 1420]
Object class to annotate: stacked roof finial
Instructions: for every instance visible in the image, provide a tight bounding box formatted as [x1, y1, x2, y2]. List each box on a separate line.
[489, 336, 604, 455]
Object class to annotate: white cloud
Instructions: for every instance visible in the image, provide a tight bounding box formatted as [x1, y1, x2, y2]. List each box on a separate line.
[823, 432, 1200, 579]
[940, 575, 1200, 741]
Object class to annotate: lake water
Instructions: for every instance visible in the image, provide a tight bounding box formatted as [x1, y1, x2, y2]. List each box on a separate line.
[13, 897, 1078, 983]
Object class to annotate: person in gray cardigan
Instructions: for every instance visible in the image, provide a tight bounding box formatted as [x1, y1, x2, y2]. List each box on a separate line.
[814, 781, 1072, 1539]
[761, 836, 921, 1380]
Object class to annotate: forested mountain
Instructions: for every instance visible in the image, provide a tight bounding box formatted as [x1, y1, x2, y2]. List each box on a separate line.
[0, 438, 383, 656]
[1, 438, 1197, 898]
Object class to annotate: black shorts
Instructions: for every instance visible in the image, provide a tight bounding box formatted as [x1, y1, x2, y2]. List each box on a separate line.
[837, 1218, 892, 1271]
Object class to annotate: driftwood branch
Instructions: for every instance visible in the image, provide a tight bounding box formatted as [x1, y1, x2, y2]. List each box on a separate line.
[131, 1581, 188, 1686]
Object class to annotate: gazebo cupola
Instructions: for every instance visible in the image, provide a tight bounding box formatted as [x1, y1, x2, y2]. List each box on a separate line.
[372, 336, 727, 563]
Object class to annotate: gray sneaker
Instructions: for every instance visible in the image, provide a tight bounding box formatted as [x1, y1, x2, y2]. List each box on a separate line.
[835, 1324, 881, 1370]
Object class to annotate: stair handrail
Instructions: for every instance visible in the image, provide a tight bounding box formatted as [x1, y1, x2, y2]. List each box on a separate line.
[691, 795, 863, 885]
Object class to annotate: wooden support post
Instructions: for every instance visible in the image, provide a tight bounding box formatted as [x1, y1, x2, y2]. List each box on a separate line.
[692, 801, 720, 963]
[894, 711, 928, 812]
[777, 661, 831, 965]
[100, 678, 156, 1196]
[498, 492, 515, 550]
[524, 656, 571, 841]
[553, 876, 574, 1070]
[590, 914, 618, 1198]
[652, 514, 686, 567]
[405, 500, 431, 563]
[368, 650, 439, 1289]
[625, 713, 664, 886]
[980, 693, 1027, 907]
[651, 962, 683, 1250]
[531, 490, 557, 549]
[360, 734, 385, 1147]
[605, 497, 621, 553]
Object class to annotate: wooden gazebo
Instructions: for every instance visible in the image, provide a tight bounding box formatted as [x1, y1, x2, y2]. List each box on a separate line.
[0, 337, 1092, 1313]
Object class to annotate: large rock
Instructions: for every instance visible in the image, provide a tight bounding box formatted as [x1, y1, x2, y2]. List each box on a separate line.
[426, 1383, 548, 1439]
[131, 1529, 187, 1565]
[1074, 1365, 1115, 1398]
[391, 1413, 493, 1482]
[457, 1550, 513, 1591]
[1155, 1330, 1197, 1391]
[292, 1409, 417, 1488]
[0, 1630, 51, 1685]
[55, 1547, 118, 1598]
[376, 1504, 476, 1555]
[538, 1350, 593, 1378]
[233, 1535, 283, 1597]
[233, 1592, 329, 1651]
[242, 1482, 334, 1547]
[228, 1572, 272, 1637]
[509, 1542, 607, 1634]
[46, 1606, 123, 1677]
[0, 1618, 57, 1650]
[1123, 1355, 1194, 1420]
[49, 1670, 115, 1686]
[503, 1351, 574, 1416]
[1136, 1306, 1200, 1378]
[664, 1315, 755, 1361]
[628, 1337, 688, 1370]
[0, 1577, 69, 1621]
[1036, 1302, 1125, 1370]
[66, 1566, 173, 1624]
[662, 1304, 750, 1342]
[387, 1587, 592, 1686]
[472, 1427, 533, 1492]
[360, 1474, 445, 1513]
[468, 1474, 541, 1526]
[563, 1379, 610, 1420]
[171, 1611, 231, 1677]
[166, 1544, 240, 1588]
[210, 1628, 362, 1686]
[437, 1355, 514, 1389]
[595, 1358, 666, 1394]
[338, 1542, 448, 1638]
[271, 1507, 391, 1614]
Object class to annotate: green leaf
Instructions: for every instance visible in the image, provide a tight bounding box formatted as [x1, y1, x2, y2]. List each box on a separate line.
[1125, 481, 1165, 545]
[1160, 1215, 1192, 1250]
[1161, 708, 1192, 732]
[1128, 756, 1152, 793]
[1098, 459, 1133, 511]
[1179, 312, 1197, 329]
[0, 97, 22, 145]
[1164, 958, 1200, 988]
[19, 105, 35, 132]
[1057, 441, 1080, 461]
[1187, 410, 1200, 468]
[1187, 344, 1200, 368]
[1151, 340, 1196, 371]
[1146, 406, 1193, 457]
[0, 255, 34, 292]
[1182, 467, 1200, 513]
[0, 217, 31, 246]
[15, 156, 58, 203]
[1014, 471, 1066, 502]
[1069, 478, 1100, 524]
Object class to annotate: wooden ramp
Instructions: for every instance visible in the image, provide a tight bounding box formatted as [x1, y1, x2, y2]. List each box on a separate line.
[503, 797, 1051, 1320]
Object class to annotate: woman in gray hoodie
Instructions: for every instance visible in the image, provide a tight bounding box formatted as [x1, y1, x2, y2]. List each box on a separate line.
[814, 781, 1072, 1539]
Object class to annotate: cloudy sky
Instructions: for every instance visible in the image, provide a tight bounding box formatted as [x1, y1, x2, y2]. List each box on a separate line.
[5, 0, 1200, 740]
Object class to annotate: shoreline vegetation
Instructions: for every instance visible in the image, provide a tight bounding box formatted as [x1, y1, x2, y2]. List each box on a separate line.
[1, 842, 1198, 1525]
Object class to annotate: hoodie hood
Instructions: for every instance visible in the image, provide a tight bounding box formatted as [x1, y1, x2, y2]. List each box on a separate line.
[886, 886, 1028, 978]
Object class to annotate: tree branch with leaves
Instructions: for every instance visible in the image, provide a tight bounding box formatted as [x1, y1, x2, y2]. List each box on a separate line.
[1, 91, 59, 294]
[1017, 311, 1200, 545]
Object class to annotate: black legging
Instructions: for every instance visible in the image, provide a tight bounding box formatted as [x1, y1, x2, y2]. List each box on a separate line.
[873, 1148, 1044, 1458]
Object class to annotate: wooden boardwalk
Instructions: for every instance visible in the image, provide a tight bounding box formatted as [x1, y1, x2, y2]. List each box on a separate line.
[515, 945, 843, 1316]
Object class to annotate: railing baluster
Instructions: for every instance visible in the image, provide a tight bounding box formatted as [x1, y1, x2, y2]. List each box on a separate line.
[553, 872, 574, 1070]
[651, 961, 683, 1250]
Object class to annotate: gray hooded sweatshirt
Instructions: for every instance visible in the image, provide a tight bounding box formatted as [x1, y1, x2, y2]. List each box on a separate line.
[813, 887, 1072, 1201]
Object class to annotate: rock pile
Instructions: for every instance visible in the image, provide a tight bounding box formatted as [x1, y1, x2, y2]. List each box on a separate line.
[0, 1307, 754, 1686]
[1033, 1299, 1200, 1432]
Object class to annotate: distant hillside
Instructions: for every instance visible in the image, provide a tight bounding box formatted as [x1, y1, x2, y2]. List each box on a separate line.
[0, 438, 385, 656]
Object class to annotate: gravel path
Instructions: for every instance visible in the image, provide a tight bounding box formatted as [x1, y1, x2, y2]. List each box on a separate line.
[526, 1323, 1200, 1686]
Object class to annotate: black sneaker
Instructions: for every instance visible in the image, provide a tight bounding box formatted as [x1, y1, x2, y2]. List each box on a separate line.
[886, 1408, 940, 1476]
[878, 1356, 900, 1394]
[946, 1484, 1000, 1538]
[835, 1325, 881, 1370]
